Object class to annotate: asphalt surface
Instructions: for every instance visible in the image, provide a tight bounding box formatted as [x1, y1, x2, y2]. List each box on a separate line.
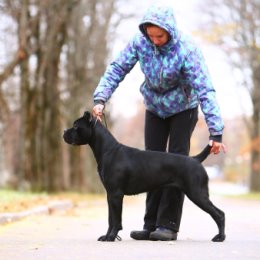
[0, 186, 259, 260]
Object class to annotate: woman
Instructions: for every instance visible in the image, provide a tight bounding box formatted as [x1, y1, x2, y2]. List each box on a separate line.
[92, 5, 225, 241]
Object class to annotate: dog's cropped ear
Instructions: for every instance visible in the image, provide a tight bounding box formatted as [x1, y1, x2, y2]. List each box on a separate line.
[83, 111, 92, 122]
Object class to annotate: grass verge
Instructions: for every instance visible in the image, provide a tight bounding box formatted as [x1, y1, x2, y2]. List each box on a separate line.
[226, 192, 260, 200]
[0, 189, 104, 213]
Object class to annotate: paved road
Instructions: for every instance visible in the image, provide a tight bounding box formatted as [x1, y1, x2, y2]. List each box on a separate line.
[0, 191, 260, 260]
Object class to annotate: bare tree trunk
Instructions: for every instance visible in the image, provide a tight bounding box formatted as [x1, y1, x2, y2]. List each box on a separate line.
[36, 1, 76, 191]
[18, 0, 33, 188]
[250, 63, 260, 191]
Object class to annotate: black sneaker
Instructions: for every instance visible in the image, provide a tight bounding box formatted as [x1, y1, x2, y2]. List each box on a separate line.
[130, 229, 151, 240]
[149, 227, 177, 241]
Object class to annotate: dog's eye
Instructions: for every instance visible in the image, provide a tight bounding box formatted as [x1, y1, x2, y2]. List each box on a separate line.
[73, 125, 79, 130]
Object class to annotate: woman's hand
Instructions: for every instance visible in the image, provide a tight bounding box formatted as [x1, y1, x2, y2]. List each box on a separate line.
[210, 141, 227, 154]
[92, 104, 105, 121]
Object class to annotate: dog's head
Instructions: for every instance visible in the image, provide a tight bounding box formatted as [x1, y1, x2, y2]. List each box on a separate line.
[63, 111, 94, 145]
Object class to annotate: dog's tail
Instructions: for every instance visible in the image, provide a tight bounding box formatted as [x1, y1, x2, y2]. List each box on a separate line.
[192, 145, 212, 163]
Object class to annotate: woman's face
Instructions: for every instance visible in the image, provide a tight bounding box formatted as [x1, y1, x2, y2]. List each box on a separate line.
[146, 25, 169, 47]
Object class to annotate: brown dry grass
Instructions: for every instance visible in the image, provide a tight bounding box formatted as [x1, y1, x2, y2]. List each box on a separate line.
[0, 190, 105, 213]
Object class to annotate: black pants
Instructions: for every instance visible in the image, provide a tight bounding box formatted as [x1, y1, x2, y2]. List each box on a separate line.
[143, 108, 198, 232]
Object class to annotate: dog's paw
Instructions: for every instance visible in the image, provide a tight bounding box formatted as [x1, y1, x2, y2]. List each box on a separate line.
[211, 234, 226, 242]
[106, 236, 116, 242]
[97, 235, 116, 242]
[98, 235, 108, 241]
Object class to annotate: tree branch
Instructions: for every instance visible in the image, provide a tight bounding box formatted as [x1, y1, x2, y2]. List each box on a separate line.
[0, 50, 26, 86]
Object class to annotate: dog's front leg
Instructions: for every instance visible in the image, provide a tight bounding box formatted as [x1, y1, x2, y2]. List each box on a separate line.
[98, 192, 123, 242]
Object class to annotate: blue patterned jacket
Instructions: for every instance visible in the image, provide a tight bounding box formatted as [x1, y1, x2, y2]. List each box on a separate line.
[94, 6, 224, 138]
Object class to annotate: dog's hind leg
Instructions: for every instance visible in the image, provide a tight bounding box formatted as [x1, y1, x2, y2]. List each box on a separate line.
[201, 200, 225, 242]
[188, 190, 225, 242]
[98, 192, 124, 242]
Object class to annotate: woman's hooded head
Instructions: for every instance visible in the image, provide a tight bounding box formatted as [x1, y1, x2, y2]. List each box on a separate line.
[139, 5, 179, 46]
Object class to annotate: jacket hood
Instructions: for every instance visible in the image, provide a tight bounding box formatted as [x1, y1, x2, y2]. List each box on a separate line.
[139, 5, 179, 46]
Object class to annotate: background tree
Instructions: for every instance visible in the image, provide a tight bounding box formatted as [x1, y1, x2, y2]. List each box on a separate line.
[197, 0, 260, 191]
[0, 0, 128, 192]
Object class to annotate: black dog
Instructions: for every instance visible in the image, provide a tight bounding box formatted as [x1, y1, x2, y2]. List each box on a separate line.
[63, 112, 225, 242]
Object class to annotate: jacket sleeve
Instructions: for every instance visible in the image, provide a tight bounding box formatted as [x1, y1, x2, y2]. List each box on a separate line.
[93, 37, 139, 103]
[182, 46, 224, 138]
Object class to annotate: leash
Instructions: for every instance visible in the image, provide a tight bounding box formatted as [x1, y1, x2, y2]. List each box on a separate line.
[116, 235, 122, 241]
[93, 112, 108, 128]
[102, 112, 108, 128]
